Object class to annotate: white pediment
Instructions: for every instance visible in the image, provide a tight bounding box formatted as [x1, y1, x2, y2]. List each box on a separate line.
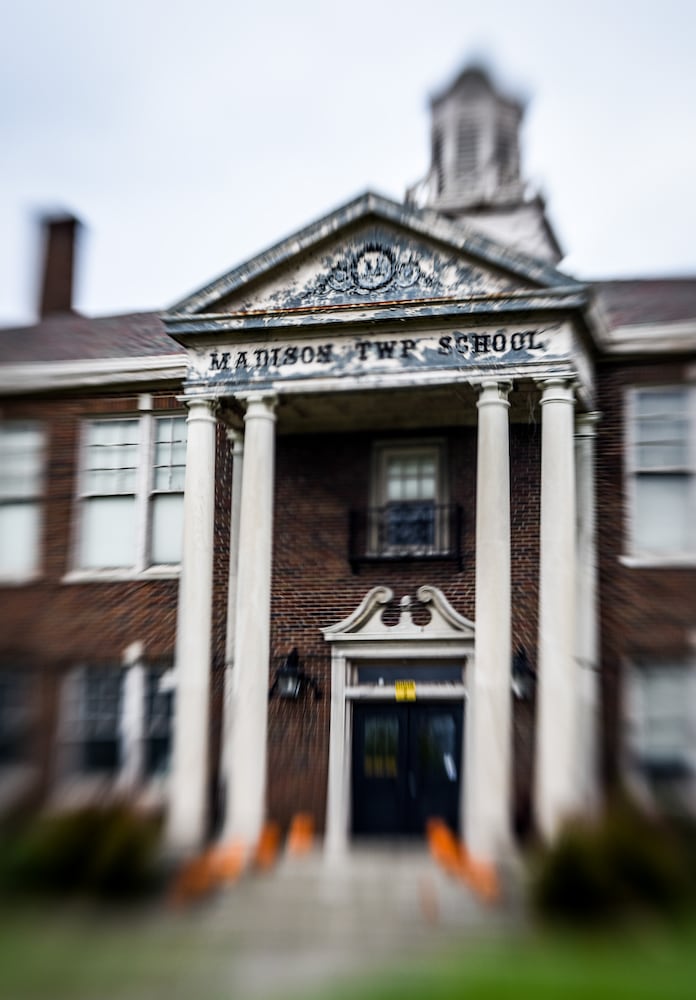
[322, 585, 475, 643]
[212, 223, 523, 314]
[169, 192, 583, 321]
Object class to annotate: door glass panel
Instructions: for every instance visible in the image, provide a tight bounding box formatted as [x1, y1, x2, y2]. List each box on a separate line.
[363, 716, 399, 777]
[416, 715, 457, 781]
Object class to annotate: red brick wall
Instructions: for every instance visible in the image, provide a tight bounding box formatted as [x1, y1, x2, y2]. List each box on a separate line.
[595, 359, 696, 788]
[0, 389, 186, 798]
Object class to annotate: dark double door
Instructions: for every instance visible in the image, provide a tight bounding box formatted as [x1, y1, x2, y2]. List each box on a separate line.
[352, 701, 463, 837]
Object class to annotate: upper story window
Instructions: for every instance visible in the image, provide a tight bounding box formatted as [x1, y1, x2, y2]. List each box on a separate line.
[150, 416, 187, 564]
[77, 413, 187, 573]
[0, 422, 44, 580]
[349, 439, 461, 571]
[381, 446, 440, 551]
[628, 387, 695, 561]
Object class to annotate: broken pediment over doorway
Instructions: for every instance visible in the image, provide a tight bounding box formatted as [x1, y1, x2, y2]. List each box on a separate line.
[322, 585, 475, 645]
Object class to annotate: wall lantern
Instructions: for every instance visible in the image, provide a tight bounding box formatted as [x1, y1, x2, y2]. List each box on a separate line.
[511, 645, 535, 701]
[269, 647, 323, 701]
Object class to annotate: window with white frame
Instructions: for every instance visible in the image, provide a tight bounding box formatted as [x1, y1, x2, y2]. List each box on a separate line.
[628, 387, 696, 558]
[78, 414, 187, 571]
[371, 441, 447, 555]
[63, 666, 123, 775]
[626, 660, 696, 779]
[150, 416, 187, 565]
[0, 423, 43, 578]
[61, 664, 174, 780]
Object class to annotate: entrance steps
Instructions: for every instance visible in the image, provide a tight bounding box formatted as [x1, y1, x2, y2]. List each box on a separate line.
[199, 844, 521, 996]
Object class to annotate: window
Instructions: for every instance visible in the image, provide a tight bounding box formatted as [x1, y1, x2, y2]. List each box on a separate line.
[628, 387, 695, 559]
[0, 670, 34, 766]
[144, 666, 174, 778]
[78, 413, 187, 572]
[0, 423, 43, 579]
[350, 440, 459, 569]
[626, 660, 696, 779]
[61, 664, 174, 781]
[150, 416, 187, 564]
[374, 442, 446, 555]
[65, 666, 123, 775]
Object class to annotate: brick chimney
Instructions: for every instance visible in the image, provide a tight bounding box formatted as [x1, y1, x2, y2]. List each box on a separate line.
[39, 214, 80, 317]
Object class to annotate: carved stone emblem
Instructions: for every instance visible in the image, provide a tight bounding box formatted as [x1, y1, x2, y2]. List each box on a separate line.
[302, 242, 434, 301]
[354, 249, 394, 289]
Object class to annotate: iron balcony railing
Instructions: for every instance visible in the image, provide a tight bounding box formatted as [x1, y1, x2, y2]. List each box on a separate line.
[349, 503, 463, 572]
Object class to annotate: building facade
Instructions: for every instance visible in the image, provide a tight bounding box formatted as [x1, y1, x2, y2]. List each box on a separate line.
[1, 68, 695, 862]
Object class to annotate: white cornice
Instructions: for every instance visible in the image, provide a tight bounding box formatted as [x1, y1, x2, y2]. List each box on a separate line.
[600, 319, 696, 355]
[0, 355, 187, 394]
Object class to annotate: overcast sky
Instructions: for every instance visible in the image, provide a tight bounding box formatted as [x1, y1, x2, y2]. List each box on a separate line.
[1, 0, 695, 326]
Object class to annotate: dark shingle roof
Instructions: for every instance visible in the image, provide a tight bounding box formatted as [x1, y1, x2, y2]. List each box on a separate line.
[592, 278, 696, 329]
[0, 311, 184, 364]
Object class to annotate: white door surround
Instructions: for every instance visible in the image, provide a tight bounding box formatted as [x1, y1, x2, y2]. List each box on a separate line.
[321, 585, 475, 857]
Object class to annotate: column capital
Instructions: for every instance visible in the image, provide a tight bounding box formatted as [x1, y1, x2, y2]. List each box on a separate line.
[242, 393, 277, 423]
[179, 395, 219, 423]
[575, 411, 601, 438]
[477, 380, 512, 408]
[225, 426, 245, 452]
[538, 378, 576, 406]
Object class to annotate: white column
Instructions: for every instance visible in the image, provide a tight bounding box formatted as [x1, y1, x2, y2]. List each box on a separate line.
[324, 649, 349, 861]
[535, 379, 577, 841]
[465, 379, 512, 862]
[575, 412, 601, 814]
[220, 428, 244, 838]
[118, 664, 145, 790]
[117, 640, 146, 791]
[225, 393, 277, 845]
[166, 397, 217, 853]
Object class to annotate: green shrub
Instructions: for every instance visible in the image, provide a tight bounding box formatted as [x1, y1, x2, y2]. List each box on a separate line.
[531, 800, 695, 926]
[601, 804, 690, 916]
[0, 803, 162, 900]
[85, 806, 161, 897]
[531, 822, 619, 924]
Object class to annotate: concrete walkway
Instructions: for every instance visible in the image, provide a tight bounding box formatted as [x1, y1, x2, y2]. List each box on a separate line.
[193, 845, 522, 999]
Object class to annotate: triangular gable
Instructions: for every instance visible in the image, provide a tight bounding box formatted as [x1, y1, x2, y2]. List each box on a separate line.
[169, 192, 583, 319]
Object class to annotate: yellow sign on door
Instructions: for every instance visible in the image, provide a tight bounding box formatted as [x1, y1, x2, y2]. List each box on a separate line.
[394, 680, 417, 701]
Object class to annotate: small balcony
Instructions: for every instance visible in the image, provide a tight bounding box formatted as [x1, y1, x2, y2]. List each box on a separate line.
[349, 503, 463, 573]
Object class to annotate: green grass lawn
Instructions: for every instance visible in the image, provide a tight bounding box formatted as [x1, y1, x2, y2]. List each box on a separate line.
[2, 903, 695, 1000]
[326, 925, 696, 1000]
